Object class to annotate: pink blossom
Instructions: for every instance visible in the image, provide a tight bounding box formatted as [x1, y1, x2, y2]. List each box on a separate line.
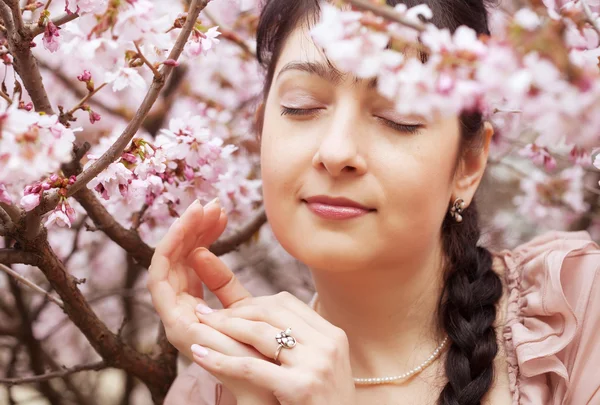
[21, 193, 41, 211]
[43, 21, 61, 53]
[105, 67, 147, 91]
[77, 70, 92, 82]
[519, 144, 557, 171]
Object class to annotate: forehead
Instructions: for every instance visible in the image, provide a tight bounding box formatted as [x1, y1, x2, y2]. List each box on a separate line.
[274, 25, 373, 88]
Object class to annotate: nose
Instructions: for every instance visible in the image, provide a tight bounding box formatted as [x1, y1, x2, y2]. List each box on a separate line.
[311, 107, 367, 177]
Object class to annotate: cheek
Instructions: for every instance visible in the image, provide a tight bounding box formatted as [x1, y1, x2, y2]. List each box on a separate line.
[375, 140, 457, 255]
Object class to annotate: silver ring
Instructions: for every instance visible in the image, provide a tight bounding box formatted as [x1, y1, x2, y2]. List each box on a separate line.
[274, 327, 297, 363]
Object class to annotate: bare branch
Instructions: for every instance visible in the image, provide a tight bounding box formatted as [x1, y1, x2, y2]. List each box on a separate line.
[0, 361, 107, 386]
[29, 12, 80, 38]
[344, 0, 426, 32]
[2, 0, 26, 37]
[0, 204, 15, 233]
[210, 206, 267, 256]
[73, 188, 154, 268]
[0, 202, 21, 223]
[0, 262, 64, 308]
[33, 211, 175, 401]
[0, 248, 39, 266]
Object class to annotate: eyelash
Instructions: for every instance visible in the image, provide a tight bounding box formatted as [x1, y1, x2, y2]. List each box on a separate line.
[280, 107, 422, 134]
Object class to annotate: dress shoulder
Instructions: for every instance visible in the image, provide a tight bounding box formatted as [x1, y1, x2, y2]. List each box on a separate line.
[492, 230, 600, 405]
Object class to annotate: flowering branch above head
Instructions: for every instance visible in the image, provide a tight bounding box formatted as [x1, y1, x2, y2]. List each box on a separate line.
[311, 0, 600, 152]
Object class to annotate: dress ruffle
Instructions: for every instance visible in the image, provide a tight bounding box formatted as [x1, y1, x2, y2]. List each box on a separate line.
[494, 231, 600, 405]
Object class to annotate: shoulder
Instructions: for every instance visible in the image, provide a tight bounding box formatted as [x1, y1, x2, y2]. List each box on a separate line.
[490, 231, 600, 404]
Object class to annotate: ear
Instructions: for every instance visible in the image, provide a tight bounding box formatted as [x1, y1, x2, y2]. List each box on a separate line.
[452, 121, 494, 206]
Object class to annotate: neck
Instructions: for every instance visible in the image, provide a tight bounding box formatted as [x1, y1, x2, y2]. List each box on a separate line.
[309, 243, 447, 381]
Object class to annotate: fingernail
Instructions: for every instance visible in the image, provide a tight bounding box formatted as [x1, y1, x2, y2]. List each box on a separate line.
[191, 344, 208, 358]
[196, 303, 214, 314]
[220, 207, 226, 214]
[206, 197, 220, 207]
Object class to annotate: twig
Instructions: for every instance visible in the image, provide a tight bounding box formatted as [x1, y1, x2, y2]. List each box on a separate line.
[0, 361, 107, 386]
[580, 0, 600, 37]
[29, 12, 80, 36]
[37, 59, 134, 120]
[344, 0, 426, 32]
[202, 9, 256, 57]
[134, 41, 161, 78]
[210, 206, 267, 256]
[0, 248, 39, 266]
[67, 82, 108, 116]
[0, 263, 64, 308]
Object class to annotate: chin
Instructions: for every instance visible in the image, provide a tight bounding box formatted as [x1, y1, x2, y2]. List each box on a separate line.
[281, 235, 375, 272]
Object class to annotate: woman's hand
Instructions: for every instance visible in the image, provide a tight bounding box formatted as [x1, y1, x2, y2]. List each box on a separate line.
[189, 272, 357, 405]
[147, 198, 278, 405]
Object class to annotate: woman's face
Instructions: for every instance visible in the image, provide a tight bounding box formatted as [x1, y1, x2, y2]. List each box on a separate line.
[260, 24, 489, 272]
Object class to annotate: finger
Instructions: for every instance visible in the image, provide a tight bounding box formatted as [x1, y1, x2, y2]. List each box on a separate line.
[195, 310, 311, 364]
[186, 209, 227, 297]
[188, 247, 252, 308]
[175, 319, 268, 361]
[181, 198, 221, 255]
[191, 346, 284, 392]
[200, 304, 321, 344]
[149, 217, 185, 283]
[197, 207, 228, 248]
[253, 292, 336, 335]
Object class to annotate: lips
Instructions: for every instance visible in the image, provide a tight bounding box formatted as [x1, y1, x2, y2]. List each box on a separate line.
[303, 195, 374, 211]
[302, 195, 375, 220]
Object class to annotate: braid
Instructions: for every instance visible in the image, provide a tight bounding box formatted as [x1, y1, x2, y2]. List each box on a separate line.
[437, 200, 503, 405]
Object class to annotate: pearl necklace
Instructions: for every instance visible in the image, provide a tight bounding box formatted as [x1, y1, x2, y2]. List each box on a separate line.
[308, 292, 450, 386]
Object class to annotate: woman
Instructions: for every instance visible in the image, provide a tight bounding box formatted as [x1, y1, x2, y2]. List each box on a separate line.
[147, 0, 600, 404]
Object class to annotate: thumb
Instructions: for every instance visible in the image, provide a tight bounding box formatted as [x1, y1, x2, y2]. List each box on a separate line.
[188, 247, 253, 308]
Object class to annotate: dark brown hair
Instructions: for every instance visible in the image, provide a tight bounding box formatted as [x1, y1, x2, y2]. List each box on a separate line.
[254, 1, 503, 404]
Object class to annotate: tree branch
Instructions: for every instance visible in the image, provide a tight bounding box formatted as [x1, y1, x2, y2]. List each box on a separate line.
[32, 224, 175, 402]
[2, 0, 25, 37]
[39, 0, 211, 217]
[0, 361, 107, 386]
[203, 9, 256, 57]
[73, 188, 154, 267]
[0, 202, 22, 224]
[0, 262, 64, 308]
[65, 0, 210, 196]
[1, 1, 54, 114]
[29, 12, 80, 38]
[0, 248, 39, 266]
[210, 206, 267, 256]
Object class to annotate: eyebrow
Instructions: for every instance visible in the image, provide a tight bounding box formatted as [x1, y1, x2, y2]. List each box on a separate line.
[276, 61, 378, 89]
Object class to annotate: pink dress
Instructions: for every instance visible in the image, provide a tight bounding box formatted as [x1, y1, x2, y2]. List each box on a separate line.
[164, 230, 600, 405]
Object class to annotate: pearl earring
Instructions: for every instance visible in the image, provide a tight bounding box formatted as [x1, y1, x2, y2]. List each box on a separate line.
[449, 198, 466, 223]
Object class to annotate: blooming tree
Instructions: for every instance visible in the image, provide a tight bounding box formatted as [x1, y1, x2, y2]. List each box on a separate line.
[0, 0, 599, 403]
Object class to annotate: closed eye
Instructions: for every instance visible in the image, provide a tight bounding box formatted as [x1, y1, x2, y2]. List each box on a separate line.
[280, 106, 423, 134]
